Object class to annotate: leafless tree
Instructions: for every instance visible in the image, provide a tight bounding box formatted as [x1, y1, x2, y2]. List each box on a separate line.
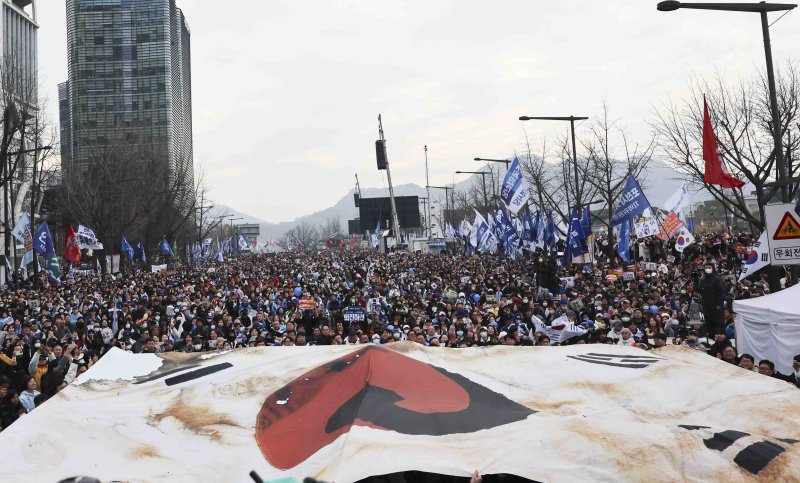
[317, 217, 342, 239]
[585, 101, 655, 257]
[283, 221, 318, 251]
[651, 63, 800, 230]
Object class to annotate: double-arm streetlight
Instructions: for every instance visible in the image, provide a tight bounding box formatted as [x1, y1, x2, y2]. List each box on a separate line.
[473, 157, 509, 171]
[456, 170, 494, 206]
[519, 115, 588, 213]
[656, 0, 797, 203]
[427, 185, 453, 229]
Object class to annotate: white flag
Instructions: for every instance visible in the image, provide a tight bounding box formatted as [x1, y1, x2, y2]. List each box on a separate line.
[674, 226, 695, 253]
[663, 183, 690, 214]
[11, 213, 33, 266]
[738, 231, 770, 281]
[76, 225, 104, 250]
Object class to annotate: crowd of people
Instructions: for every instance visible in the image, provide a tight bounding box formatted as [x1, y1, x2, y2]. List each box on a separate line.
[0, 230, 798, 431]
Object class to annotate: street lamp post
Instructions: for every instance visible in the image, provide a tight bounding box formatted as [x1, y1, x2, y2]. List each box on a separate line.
[474, 157, 509, 170]
[519, 116, 589, 212]
[427, 185, 453, 232]
[456, 170, 491, 207]
[656, 0, 797, 203]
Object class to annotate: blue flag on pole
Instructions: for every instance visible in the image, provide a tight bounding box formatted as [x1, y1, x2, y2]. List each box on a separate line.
[544, 210, 556, 250]
[120, 234, 134, 262]
[522, 210, 533, 243]
[33, 222, 55, 256]
[500, 157, 531, 214]
[135, 241, 147, 264]
[581, 207, 591, 237]
[161, 237, 174, 257]
[617, 218, 631, 263]
[610, 175, 651, 227]
[33, 222, 61, 284]
[562, 208, 588, 266]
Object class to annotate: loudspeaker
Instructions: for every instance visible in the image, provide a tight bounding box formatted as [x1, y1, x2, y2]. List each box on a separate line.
[375, 140, 387, 170]
[354, 193, 360, 207]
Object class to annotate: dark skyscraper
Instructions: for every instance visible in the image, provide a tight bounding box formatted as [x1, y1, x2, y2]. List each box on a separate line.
[62, 0, 193, 193]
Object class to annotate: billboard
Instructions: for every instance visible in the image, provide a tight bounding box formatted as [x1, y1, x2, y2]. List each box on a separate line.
[358, 196, 421, 230]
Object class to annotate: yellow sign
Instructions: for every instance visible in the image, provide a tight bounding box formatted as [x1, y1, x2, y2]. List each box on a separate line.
[773, 212, 800, 240]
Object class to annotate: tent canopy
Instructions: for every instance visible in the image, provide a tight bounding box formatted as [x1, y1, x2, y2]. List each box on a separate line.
[733, 283, 800, 374]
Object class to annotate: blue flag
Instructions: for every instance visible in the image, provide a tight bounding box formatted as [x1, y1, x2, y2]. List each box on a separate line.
[581, 207, 591, 237]
[544, 210, 556, 250]
[500, 157, 531, 214]
[610, 175, 651, 227]
[687, 218, 696, 234]
[562, 208, 588, 266]
[135, 241, 147, 264]
[33, 222, 56, 256]
[617, 218, 631, 263]
[522, 210, 533, 243]
[161, 237, 175, 257]
[120, 234, 134, 262]
[33, 222, 61, 283]
[498, 207, 519, 252]
[532, 209, 542, 245]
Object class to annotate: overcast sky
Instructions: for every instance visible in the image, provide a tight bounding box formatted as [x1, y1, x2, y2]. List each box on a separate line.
[37, 1, 799, 223]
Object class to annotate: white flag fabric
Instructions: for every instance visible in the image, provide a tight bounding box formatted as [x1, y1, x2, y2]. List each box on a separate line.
[11, 213, 34, 266]
[663, 183, 690, 214]
[1, 344, 798, 483]
[76, 224, 104, 250]
[459, 218, 472, 238]
[500, 157, 531, 214]
[674, 226, 696, 252]
[471, 210, 491, 249]
[739, 231, 770, 281]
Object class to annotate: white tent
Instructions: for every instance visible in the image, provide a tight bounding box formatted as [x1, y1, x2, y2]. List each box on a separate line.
[733, 283, 800, 374]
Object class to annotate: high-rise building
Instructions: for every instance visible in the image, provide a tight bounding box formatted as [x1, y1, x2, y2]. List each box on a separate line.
[1, 1, 38, 94]
[61, 0, 193, 193]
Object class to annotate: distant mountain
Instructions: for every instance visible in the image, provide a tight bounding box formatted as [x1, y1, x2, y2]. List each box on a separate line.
[215, 160, 707, 242]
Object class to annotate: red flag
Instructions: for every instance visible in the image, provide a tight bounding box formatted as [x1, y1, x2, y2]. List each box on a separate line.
[64, 225, 81, 264]
[703, 98, 745, 189]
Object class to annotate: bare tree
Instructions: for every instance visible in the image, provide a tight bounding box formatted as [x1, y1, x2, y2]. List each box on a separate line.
[317, 217, 342, 239]
[0, 45, 40, 266]
[283, 221, 318, 251]
[651, 63, 800, 230]
[585, 101, 655, 257]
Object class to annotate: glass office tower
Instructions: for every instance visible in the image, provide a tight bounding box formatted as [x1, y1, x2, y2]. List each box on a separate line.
[62, 0, 193, 192]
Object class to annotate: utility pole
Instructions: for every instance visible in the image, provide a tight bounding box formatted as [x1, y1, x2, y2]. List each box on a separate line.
[424, 145, 431, 239]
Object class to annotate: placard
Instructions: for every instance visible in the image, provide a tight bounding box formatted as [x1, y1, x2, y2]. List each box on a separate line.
[298, 297, 315, 310]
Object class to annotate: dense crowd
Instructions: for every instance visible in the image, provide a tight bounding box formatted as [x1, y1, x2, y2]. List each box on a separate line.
[0, 230, 798, 430]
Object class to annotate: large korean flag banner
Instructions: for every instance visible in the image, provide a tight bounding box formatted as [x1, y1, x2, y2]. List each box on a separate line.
[2, 344, 798, 483]
[610, 175, 651, 227]
[500, 157, 531, 215]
